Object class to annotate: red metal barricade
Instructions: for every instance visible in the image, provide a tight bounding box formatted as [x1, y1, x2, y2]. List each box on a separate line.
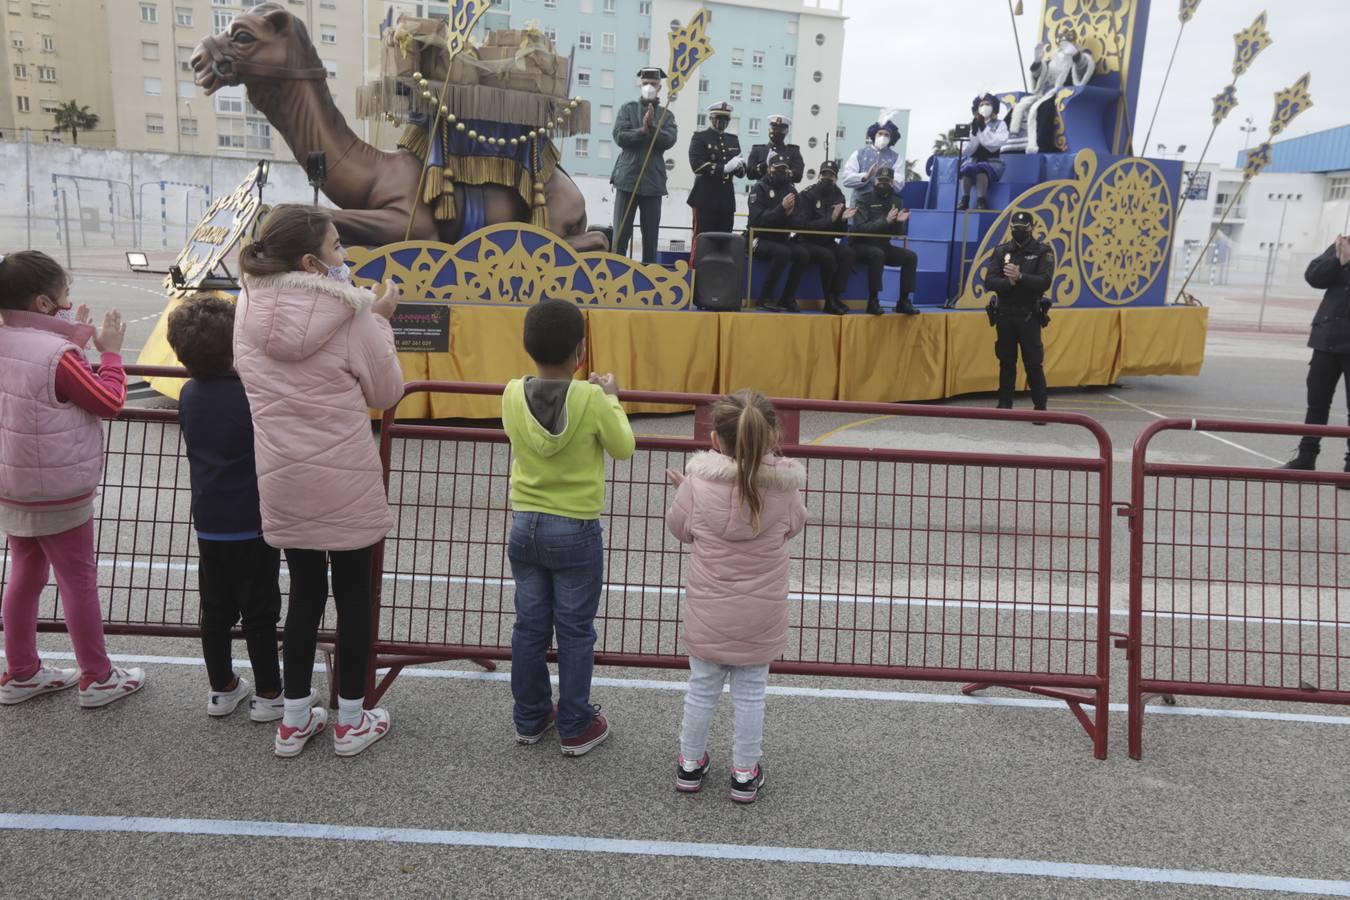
[374, 382, 1116, 757]
[1124, 419, 1350, 759]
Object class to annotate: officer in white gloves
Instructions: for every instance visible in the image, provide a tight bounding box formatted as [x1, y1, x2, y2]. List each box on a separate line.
[687, 100, 745, 241]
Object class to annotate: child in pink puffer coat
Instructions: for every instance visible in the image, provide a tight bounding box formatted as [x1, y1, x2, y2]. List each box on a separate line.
[665, 389, 807, 804]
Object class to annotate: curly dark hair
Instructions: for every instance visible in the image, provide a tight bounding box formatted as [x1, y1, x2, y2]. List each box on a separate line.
[522, 298, 585, 365]
[166, 296, 236, 379]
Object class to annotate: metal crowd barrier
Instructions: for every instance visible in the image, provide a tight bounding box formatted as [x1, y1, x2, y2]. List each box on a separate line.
[1123, 419, 1350, 759]
[374, 382, 1115, 757]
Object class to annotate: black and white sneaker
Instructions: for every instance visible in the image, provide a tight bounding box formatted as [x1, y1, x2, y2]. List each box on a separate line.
[730, 764, 765, 804]
[675, 752, 711, 793]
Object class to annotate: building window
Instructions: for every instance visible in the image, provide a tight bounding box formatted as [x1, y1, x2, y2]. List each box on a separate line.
[215, 87, 244, 113]
[544, 0, 555, 7]
[12, 63, 26, 79]
[16, 95, 29, 112]
[178, 45, 194, 72]
[40, 34, 53, 52]
[750, 84, 761, 103]
[751, 50, 763, 69]
[810, 103, 820, 116]
[144, 76, 161, 95]
[729, 82, 741, 102]
[45, 133, 61, 143]
[601, 32, 614, 53]
[575, 137, 589, 157]
[247, 120, 271, 150]
[748, 117, 760, 134]
[782, 87, 794, 101]
[598, 103, 613, 124]
[30, 1, 49, 17]
[696, 113, 706, 128]
[180, 117, 198, 136]
[6, 1, 19, 14]
[146, 114, 165, 134]
[177, 80, 194, 98]
[575, 67, 591, 87]
[577, 31, 591, 50]
[36, 65, 54, 81]
[598, 139, 612, 159]
[815, 32, 825, 45]
[603, 0, 615, 11]
[637, 35, 649, 52]
[175, 6, 192, 26]
[599, 68, 614, 88]
[323, 59, 337, 79]
[812, 70, 822, 83]
[836, 125, 846, 140]
[139, 3, 158, 24]
[698, 76, 708, 94]
[213, 11, 231, 34]
[544, 25, 556, 43]
[40, 98, 59, 112]
[731, 47, 743, 67]
[638, 0, 650, 13]
[142, 41, 160, 60]
[785, 53, 796, 68]
[217, 119, 245, 150]
[10, 32, 22, 49]
[1328, 176, 1350, 202]
[320, 25, 336, 45]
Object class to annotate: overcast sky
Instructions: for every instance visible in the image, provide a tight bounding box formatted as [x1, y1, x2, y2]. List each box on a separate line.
[837, 0, 1345, 169]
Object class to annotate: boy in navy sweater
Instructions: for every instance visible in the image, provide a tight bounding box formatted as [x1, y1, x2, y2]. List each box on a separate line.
[168, 297, 289, 721]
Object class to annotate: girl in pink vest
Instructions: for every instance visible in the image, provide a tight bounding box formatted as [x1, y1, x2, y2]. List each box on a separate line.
[665, 390, 807, 803]
[0, 251, 146, 708]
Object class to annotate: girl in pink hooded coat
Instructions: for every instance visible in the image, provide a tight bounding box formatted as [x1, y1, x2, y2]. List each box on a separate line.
[666, 390, 807, 803]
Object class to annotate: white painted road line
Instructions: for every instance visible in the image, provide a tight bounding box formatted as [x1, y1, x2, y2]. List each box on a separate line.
[0, 813, 1345, 895]
[1107, 393, 1285, 464]
[19, 651, 1350, 728]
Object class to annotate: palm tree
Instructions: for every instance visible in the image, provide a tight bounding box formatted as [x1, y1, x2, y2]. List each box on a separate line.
[931, 131, 961, 157]
[904, 159, 922, 183]
[51, 100, 99, 145]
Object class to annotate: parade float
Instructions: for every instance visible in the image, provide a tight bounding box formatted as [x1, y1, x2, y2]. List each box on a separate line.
[133, 0, 1272, 420]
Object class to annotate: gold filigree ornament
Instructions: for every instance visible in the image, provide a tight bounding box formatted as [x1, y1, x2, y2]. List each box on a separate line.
[1268, 72, 1313, 138]
[1179, 0, 1202, 24]
[345, 224, 692, 310]
[1042, 0, 1131, 76]
[1077, 158, 1174, 304]
[666, 8, 714, 101]
[1243, 141, 1273, 181]
[1211, 84, 1238, 127]
[1231, 12, 1272, 78]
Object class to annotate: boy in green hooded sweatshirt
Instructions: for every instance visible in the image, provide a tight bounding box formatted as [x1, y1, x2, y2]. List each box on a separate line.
[502, 299, 636, 756]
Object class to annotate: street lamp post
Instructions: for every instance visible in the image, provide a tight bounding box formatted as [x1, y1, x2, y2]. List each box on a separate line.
[1240, 116, 1258, 152]
[1258, 192, 1292, 331]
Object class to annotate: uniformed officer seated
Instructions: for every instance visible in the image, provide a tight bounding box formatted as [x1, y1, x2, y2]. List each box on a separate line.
[848, 166, 920, 315]
[746, 115, 804, 184]
[687, 100, 745, 244]
[793, 160, 856, 316]
[983, 210, 1056, 412]
[747, 153, 809, 313]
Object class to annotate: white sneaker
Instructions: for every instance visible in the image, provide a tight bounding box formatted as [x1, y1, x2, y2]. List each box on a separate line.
[334, 708, 390, 758]
[274, 708, 327, 758]
[250, 688, 317, 723]
[78, 667, 146, 709]
[207, 677, 252, 718]
[0, 666, 78, 705]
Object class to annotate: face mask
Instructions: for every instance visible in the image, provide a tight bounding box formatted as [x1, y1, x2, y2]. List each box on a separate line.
[978, 104, 994, 118]
[819, 175, 836, 188]
[640, 84, 659, 101]
[875, 181, 894, 196]
[873, 134, 891, 150]
[769, 170, 790, 187]
[54, 306, 75, 323]
[326, 262, 352, 284]
[711, 118, 728, 132]
[1012, 228, 1032, 245]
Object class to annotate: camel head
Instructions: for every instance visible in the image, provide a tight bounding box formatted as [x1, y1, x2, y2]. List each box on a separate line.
[191, 3, 326, 97]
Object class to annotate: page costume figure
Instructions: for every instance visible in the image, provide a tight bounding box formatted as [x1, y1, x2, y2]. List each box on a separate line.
[959, 93, 1009, 211]
[841, 112, 902, 204]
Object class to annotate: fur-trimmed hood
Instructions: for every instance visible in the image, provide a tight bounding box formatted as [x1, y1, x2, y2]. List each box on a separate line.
[684, 450, 806, 490]
[239, 272, 376, 363]
[680, 450, 806, 543]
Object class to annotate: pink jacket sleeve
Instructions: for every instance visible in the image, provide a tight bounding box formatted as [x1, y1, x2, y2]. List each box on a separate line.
[785, 487, 808, 539]
[665, 478, 696, 544]
[349, 311, 405, 412]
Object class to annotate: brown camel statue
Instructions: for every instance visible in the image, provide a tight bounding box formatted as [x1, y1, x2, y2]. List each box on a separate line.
[190, 3, 607, 252]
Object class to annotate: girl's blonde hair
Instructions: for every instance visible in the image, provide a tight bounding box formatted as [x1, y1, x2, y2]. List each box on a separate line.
[711, 389, 779, 531]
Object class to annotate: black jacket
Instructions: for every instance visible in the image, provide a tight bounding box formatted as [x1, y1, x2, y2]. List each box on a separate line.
[793, 181, 848, 244]
[850, 186, 909, 244]
[746, 141, 805, 183]
[178, 374, 263, 536]
[1306, 244, 1350, 353]
[984, 237, 1055, 310]
[687, 128, 744, 208]
[748, 177, 798, 244]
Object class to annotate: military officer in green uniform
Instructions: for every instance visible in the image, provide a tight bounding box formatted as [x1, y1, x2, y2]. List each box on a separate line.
[611, 67, 678, 263]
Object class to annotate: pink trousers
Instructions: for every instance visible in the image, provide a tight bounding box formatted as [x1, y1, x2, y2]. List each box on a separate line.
[2, 519, 112, 684]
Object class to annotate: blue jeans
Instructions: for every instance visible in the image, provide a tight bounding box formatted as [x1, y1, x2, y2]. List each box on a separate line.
[507, 512, 604, 739]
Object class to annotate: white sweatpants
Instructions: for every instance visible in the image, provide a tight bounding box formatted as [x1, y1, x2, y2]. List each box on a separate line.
[678, 655, 770, 770]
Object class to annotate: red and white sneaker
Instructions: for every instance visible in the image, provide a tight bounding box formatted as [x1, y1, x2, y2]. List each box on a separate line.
[207, 676, 251, 718]
[275, 708, 328, 758]
[78, 667, 146, 709]
[334, 708, 390, 758]
[0, 666, 78, 705]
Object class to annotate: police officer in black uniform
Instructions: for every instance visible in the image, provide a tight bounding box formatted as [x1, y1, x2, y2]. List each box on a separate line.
[849, 165, 920, 316]
[983, 210, 1055, 411]
[687, 101, 745, 243]
[793, 160, 855, 315]
[746, 115, 804, 184]
[748, 153, 809, 312]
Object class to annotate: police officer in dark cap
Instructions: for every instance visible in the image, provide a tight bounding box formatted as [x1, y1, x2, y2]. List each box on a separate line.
[849, 164, 920, 315]
[687, 100, 745, 244]
[793, 159, 856, 315]
[748, 152, 809, 312]
[983, 210, 1055, 411]
[746, 114, 804, 183]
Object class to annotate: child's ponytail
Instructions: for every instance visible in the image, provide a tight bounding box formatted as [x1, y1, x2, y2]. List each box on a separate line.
[712, 389, 779, 532]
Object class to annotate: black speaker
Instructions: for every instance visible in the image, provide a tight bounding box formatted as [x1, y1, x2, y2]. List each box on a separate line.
[306, 151, 328, 188]
[692, 232, 746, 311]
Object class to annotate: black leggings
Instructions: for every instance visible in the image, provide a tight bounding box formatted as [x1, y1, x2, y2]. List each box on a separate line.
[282, 546, 376, 702]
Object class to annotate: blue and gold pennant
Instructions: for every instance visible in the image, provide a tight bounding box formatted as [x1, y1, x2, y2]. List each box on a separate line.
[1231, 12, 1272, 78]
[1179, 0, 1202, 24]
[666, 8, 714, 101]
[1268, 72, 1313, 138]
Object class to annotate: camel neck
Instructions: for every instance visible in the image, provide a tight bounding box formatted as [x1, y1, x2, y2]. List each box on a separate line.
[252, 79, 372, 203]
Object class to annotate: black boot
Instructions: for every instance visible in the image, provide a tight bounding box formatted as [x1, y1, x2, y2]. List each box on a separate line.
[1280, 448, 1317, 470]
[976, 196, 989, 210]
[780, 297, 801, 313]
[957, 196, 970, 211]
[1341, 457, 1350, 491]
[759, 298, 784, 312]
[824, 296, 848, 315]
[894, 296, 920, 315]
[865, 295, 883, 316]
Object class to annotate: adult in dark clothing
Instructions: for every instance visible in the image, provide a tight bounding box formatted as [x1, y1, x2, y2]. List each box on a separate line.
[793, 160, 856, 315]
[983, 210, 1056, 411]
[688, 101, 745, 243]
[746, 115, 804, 184]
[1281, 236, 1350, 484]
[748, 153, 808, 312]
[611, 67, 678, 264]
[849, 165, 920, 316]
